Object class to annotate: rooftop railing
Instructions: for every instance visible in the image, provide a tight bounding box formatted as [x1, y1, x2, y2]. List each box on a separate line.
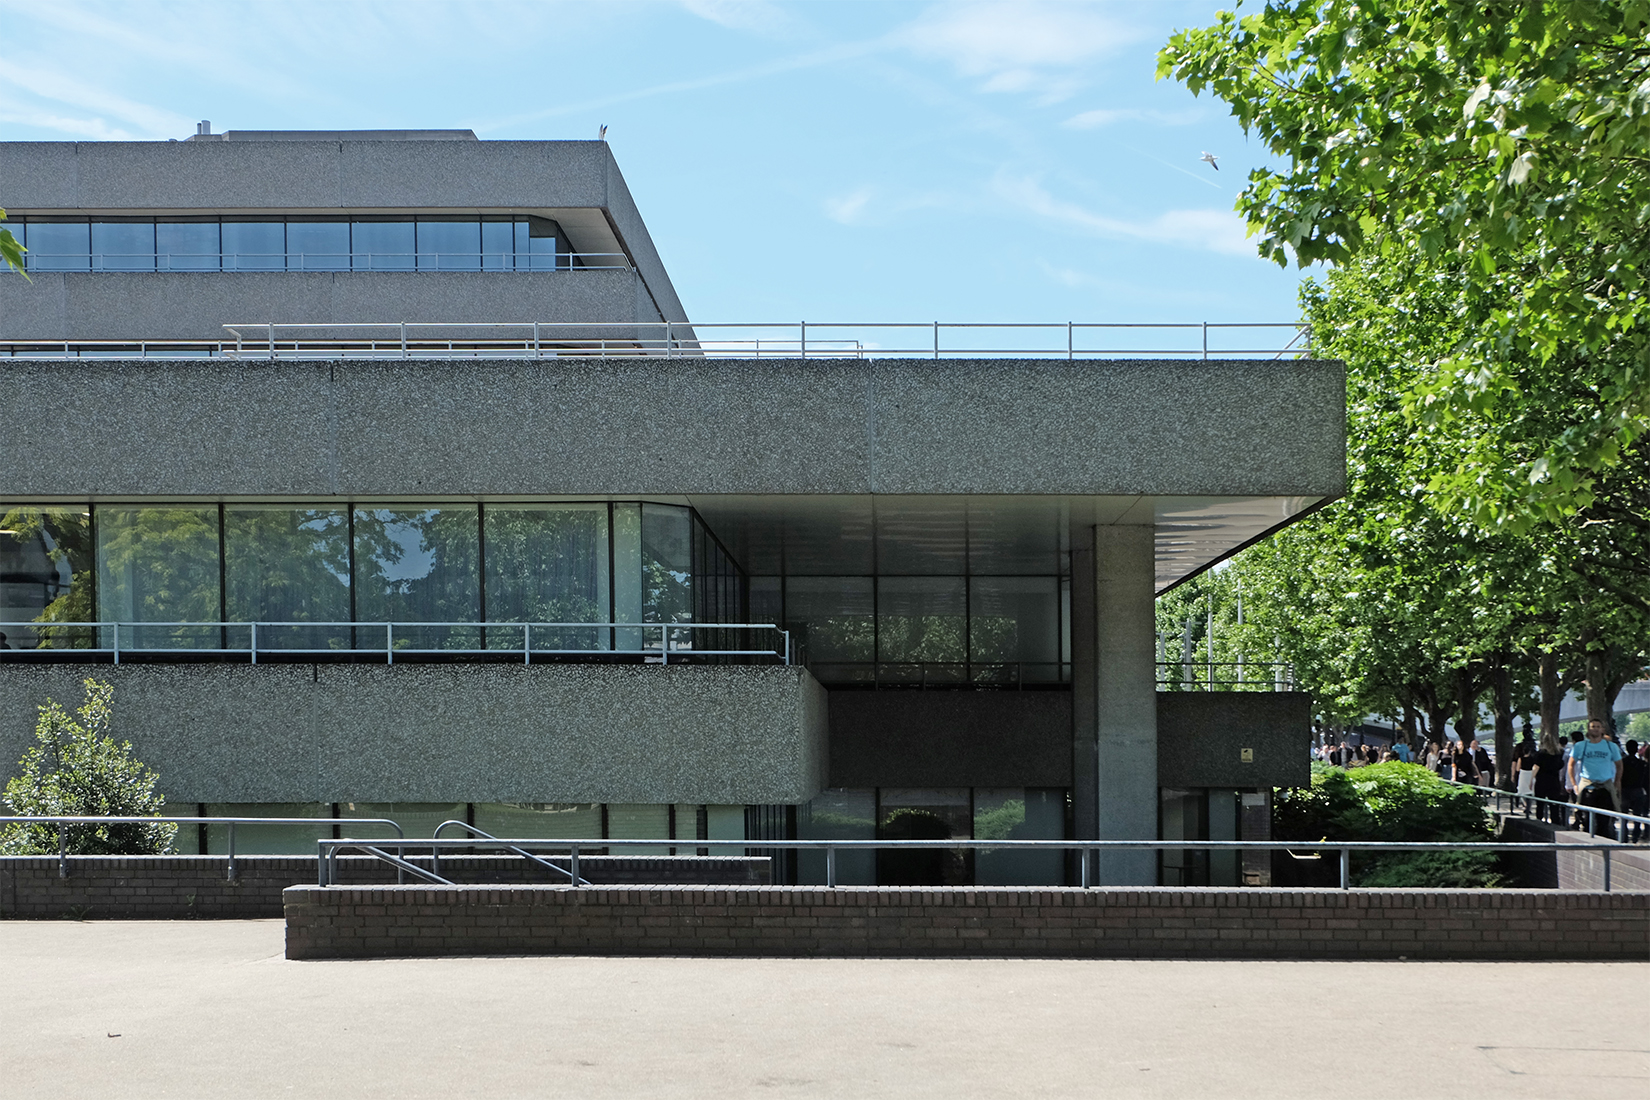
[0, 321, 1313, 360]
[10, 251, 633, 273]
[0, 620, 793, 665]
[1156, 660, 1297, 691]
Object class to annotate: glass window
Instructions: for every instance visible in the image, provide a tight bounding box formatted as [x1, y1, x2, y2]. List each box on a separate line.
[481, 218, 515, 271]
[342, 802, 468, 840]
[25, 218, 89, 272]
[797, 788, 875, 885]
[516, 216, 560, 271]
[483, 505, 610, 653]
[224, 507, 351, 652]
[352, 507, 480, 651]
[642, 504, 692, 655]
[95, 506, 222, 650]
[473, 803, 602, 840]
[91, 219, 155, 272]
[0, 506, 94, 651]
[222, 221, 285, 272]
[203, 803, 332, 855]
[877, 576, 965, 684]
[288, 219, 350, 271]
[4, 218, 20, 254]
[974, 788, 1066, 885]
[607, 803, 670, 856]
[785, 576, 874, 681]
[416, 217, 480, 272]
[878, 788, 972, 886]
[970, 577, 1061, 684]
[157, 219, 220, 272]
[352, 218, 414, 271]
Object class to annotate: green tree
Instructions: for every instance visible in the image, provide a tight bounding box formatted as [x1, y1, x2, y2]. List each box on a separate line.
[1160, 1, 1650, 527]
[1, 679, 176, 855]
[0, 207, 25, 277]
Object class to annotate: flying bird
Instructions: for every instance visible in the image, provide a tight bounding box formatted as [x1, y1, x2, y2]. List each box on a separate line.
[599, 124, 608, 141]
[1200, 151, 1219, 171]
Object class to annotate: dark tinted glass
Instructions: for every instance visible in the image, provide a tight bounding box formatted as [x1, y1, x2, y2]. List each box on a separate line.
[785, 576, 874, 677]
[95, 506, 223, 650]
[878, 788, 972, 886]
[157, 220, 220, 271]
[483, 505, 609, 652]
[416, 217, 480, 272]
[222, 221, 285, 271]
[25, 219, 90, 272]
[0, 505, 94, 651]
[288, 220, 350, 271]
[877, 576, 965, 675]
[516, 217, 559, 271]
[91, 220, 156, 271]
[224, 507, 351, 651]
[970, 576, 1060, 683]
[351, 219, 414, 271]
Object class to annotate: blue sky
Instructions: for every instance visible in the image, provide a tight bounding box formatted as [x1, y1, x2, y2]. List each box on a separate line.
[0, 0, 1311, 325]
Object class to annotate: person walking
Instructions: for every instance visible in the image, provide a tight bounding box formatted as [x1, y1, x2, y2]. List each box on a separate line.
[1453, 740, 1480, 785]
[1569, 719, 1625, 839]
[1531, 732, 1568, 826]
[1513, 737, 1538, 813]
[1620, 738, 1648, 843]
[1472, 739, 1496, 787]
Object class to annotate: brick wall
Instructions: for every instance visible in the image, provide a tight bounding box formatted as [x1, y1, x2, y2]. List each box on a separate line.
[1497, 818, 1650, 892]
[0, 854, 770, 920]
[283, 884, 1650, 961]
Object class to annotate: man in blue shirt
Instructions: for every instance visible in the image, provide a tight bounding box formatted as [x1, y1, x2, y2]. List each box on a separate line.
[1568, 719, 1625, 830]
[1393, 740, 1412, 763]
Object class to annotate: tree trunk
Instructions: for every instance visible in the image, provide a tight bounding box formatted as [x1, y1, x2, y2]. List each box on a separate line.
[1401, 700, 1419, 753]
[1539, 650, 1563, 745]
[1490, 659, 1515, 790]
[1585, 648, 1613, 729]
[1453, 666, 1480, 747]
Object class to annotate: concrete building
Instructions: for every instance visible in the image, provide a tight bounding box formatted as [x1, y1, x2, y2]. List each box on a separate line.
[0, 130, 1340, 885]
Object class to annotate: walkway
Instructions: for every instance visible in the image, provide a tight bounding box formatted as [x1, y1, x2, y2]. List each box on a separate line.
[0, 920, 1645, 1099]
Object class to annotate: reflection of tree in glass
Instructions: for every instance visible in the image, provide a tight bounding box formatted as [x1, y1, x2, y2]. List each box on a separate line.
[879, 807, 955, 885]
[225, 510, 349, 638]
[353, 508, 480, 650]
[973, 799, 1027, 842]
[969, 616, 1020, 663]
[796, 615, 876, 663]
[878, 614, 965, 663]
[97, 509, 220, 648]
[485, 508, 606, 649]
[0, 508, 93, 647]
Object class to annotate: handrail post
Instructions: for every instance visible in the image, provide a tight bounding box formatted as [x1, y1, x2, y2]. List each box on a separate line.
[1202, 321, 1208, 360]
[250, 621, 257, 665]
[58, 823, 67, 878]
[933, 320, 939, 360]
[387, 622, 393, 665]
[570, 843, 580, 887]
[524, 622, 531, 665]
[1079, 847, 1090, 888]
[1603, 848, 1612, 892]
[800, 320, 807, 359]
[268, 322, 275, 359]
[1067, 320, 1073, 361]
[227, 822, 238, 881]
[113, 621, 120, 665]
[1339, 847, 1351, 889]
[400, 322, 407, 359]
[533, 321, 541, 359]
[826, 845, 836, 888]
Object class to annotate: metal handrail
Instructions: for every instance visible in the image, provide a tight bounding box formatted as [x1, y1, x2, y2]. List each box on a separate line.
[1450, 780, 1650, 837]
[0, 321, 1313, 360]
[0, 620, 792, 666]
[430, 819, 589, 885]
[15, 251, 634, 273]
[0, 814, 401, 881]
[313, 835, 1643, 892]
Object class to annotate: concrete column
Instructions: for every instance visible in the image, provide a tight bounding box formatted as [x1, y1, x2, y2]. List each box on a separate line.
[1094, 525, 1158, 885]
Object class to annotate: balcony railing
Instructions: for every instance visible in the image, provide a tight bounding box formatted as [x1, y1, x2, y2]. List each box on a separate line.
[8, 251, 633, 273]
[0, 620, 792, 666]
[0, 320, 1313, 360]
[1156, 660, 1296, 691]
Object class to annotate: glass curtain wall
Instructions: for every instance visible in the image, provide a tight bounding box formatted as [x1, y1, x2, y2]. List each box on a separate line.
[483, 504, 609, 652]
[353, 507, 481, 651]
[224, 507, 351, 651]
[12, 215, 574, 273]
[95, 506, 222, 650]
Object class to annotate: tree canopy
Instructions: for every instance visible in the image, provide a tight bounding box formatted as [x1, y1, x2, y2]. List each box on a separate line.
[1160, 1, 1650, 527]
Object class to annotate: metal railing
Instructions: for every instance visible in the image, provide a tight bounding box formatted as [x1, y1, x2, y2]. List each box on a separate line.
[314, 835, 1643, 892]
[0, 620, 792, 665]
[0, 321, 1313, 361]
[0, 814, 401, 880]
[1453, 781, 1650, 840]
[1156, 660, 1296, 691]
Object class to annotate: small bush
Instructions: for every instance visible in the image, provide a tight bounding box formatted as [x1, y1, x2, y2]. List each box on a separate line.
[1, 678, 176, 855]
[1274, 762, 1498, 887]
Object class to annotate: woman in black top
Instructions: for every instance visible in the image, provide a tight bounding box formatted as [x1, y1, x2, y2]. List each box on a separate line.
[1530, 733, 1568, 825]
[1453, 740, 1480, 785]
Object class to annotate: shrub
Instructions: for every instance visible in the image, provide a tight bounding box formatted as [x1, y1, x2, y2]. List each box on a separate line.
[1274, 762, 1498, 887]
[1, 678, 176, 855]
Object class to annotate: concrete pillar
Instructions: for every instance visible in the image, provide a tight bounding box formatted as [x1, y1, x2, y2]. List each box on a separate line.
[1094, 525, 1158, 884]
[1069, 525, 1098, 864]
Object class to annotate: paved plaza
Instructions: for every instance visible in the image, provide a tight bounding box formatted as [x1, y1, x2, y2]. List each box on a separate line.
[0, 920, 1646, 1098]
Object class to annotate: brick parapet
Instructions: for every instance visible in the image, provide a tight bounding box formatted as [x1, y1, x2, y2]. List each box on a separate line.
[282, 884, 1650, 961]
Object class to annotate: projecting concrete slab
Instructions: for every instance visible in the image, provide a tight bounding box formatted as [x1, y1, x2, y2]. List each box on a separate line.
[0, 920, 1644, 1099]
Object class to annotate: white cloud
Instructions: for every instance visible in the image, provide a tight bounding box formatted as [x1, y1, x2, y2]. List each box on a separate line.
[994, 172, 1255, 256]
[897, 2, 1140, 103]
[0, 64, 192, 138]
[1062, 107, 1202, 129]
[824, 187, 874, 225]
[0, 106, 136, 141]
[679, 0, 806, 38]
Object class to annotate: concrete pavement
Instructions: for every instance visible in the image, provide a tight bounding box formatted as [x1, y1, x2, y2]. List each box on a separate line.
[0, 920, 1646, 1098]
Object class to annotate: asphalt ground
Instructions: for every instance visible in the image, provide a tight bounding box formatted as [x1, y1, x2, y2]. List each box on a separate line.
[0, 920, 1646, 1099]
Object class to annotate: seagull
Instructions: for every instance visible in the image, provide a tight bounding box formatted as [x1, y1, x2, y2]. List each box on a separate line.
[598, 124, 608, 141]
[1200, 151, 1219, 171]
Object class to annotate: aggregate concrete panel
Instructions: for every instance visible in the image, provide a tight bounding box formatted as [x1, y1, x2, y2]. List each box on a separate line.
[0, 269, 653, 342]
[1157, 691, 1313, 790]
[827, 690, 1072, 788]
[0, 663, 827, 805]
[0, 357, 1344, 501]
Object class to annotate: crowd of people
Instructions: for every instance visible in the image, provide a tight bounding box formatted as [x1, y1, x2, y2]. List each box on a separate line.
[1316, 718, 1650, 843]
